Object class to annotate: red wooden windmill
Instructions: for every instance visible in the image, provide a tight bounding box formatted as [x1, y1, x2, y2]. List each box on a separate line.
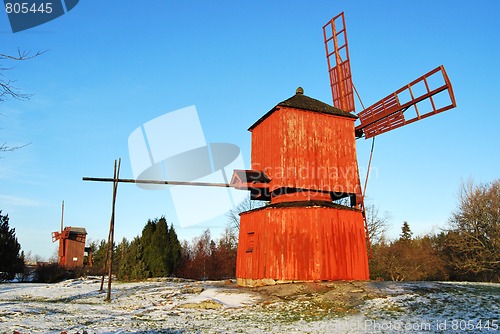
[234, 12, 456, 285]
[84, 12, 456, 286]
[51, 202, 88, 269]
[52, 227, 87, 268]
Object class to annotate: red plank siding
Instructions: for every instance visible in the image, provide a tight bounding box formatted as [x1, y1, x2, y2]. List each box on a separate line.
[58, 229, 86, 269]
[236, 203, 369, 285]
[237, 91, 369, 285]
[250, 107, 362, 197]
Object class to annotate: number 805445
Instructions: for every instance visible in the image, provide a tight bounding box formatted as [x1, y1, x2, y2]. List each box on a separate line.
[5, 2, 53, 14]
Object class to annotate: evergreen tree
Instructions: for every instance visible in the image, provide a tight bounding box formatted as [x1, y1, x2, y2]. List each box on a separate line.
[91, 239, 109, 273]
[141, 219, 156, 278]
[400, 221, 413, 242]
[0, 211, 25, 281]
[114, 237, 129, 274]
[118, 237, 148, 281]
[148, 217, 170, 277]
[141, 220, 156, 246]
[116, 217, 183, 280]
[168, 224, 182, 274]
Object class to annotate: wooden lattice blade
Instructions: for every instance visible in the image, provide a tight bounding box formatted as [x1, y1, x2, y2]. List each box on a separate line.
[323, 12, 355, 113]
[355, 66, 456, 139]
[51, 230, 69, 242]
[52, 231, 61, 242]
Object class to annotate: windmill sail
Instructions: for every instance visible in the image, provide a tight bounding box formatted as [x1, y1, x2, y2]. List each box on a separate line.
[323, 12, 355, 113]
[355, 66, 456, 139]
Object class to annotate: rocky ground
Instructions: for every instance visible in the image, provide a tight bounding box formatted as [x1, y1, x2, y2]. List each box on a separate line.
[0, 277, 498, 333]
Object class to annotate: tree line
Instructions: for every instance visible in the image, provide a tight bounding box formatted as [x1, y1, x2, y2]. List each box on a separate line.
[87, 218, 238, 281]
[368, 179, 499, 282]
[89, 217, 182, 281]
[1, 179, 498, 283]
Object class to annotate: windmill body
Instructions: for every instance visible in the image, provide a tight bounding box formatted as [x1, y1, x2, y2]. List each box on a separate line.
[236, 89, 369, 285]
[233, 12, 456, 286]
[52, 226, 87, 269]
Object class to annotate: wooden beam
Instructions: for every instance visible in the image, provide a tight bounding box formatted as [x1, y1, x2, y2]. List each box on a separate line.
[83, 177, 231, 188]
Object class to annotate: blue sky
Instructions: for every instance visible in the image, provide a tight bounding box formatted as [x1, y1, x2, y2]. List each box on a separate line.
[1, 0, 499, 260]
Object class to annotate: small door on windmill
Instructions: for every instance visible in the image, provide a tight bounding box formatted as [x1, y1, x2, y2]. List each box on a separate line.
[246, 231, 255, 253]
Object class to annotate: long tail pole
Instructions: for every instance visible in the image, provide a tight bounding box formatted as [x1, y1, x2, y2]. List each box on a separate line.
[60, 200, 64, 232]
[83, 177, 231, 188]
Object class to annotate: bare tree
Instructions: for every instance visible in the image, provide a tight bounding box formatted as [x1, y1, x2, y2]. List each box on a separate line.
[1, 49, 45, 102]
[0, 142, 31, 153]
[226, 196, 267, 233]
[370, 221, 449, 282]
[364, 202, 391, 244]
[1, 49, 45, 153]
[444, 178, 500, 281]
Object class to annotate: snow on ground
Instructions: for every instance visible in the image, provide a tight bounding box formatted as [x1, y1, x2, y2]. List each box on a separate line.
[360, 281, 500, 333]
[0, 277, 498, 333]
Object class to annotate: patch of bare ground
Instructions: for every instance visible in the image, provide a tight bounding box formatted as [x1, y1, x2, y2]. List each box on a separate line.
[248, 281, 386, 321]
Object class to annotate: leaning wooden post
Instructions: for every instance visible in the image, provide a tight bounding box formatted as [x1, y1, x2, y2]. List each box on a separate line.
[99, 227, 112, 291]
[106, 158, 121, 302]
[100, 161, 116, 293]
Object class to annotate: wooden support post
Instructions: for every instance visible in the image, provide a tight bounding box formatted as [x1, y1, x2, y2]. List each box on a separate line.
[105, 158, 121, 302]
[99, 227, 111, 291]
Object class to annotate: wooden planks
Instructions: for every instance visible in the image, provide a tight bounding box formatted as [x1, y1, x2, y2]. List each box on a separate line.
[250, 107, 361, 198]
[236, 204, 369, 282]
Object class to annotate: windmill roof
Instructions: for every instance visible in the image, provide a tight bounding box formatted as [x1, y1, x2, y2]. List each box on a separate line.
[248, 87, 357, 130]
[68, 227, 87, 234]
